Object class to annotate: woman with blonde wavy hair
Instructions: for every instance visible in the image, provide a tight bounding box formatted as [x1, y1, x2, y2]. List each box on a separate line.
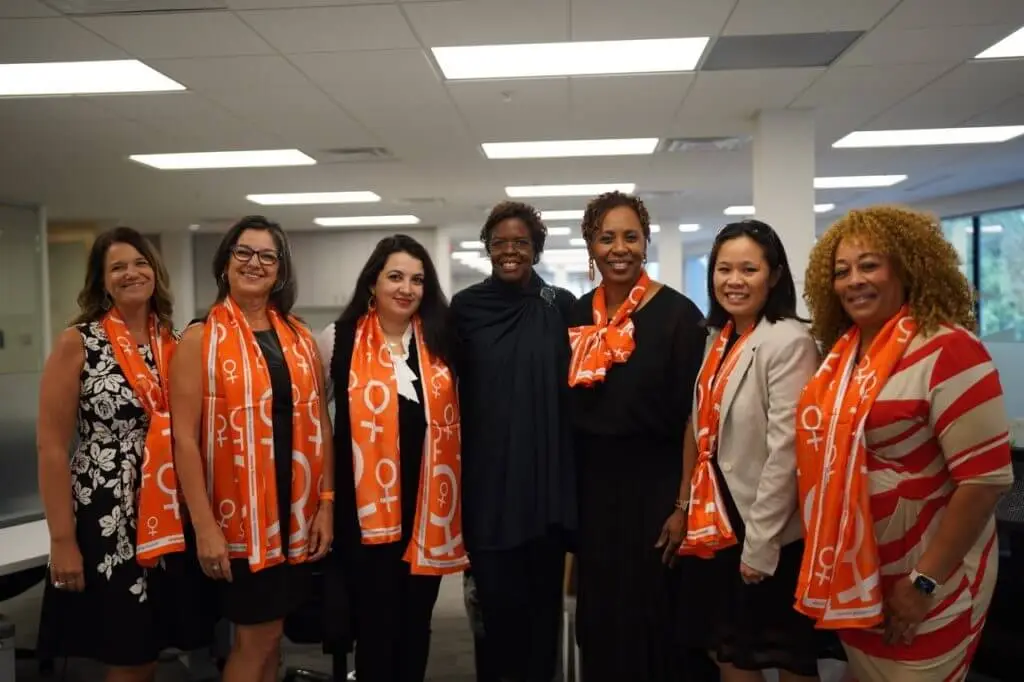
[795, 206, 1014, 681]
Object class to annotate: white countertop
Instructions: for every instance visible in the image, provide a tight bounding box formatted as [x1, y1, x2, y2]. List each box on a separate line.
[0, 519, 49, 578]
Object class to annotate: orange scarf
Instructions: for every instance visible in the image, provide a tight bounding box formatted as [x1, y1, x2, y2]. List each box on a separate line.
[681, 321, 753, 558]
[201, 297, 325, 572]
[349, 313, 468, 575]
[795, 306, 916, 629]
[102, 310, 183, 566]
[568, 271, 650, 387]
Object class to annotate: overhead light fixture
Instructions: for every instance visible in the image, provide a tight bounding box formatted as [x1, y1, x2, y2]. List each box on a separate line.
[432, 37, 710, 80]
[130, 149, 316, 170]
[506, 183, 635, 198]
[724, 204, 835, 216]
[541, 248, 590, 263]
[541, 210, 584, 221]
[650, 224, 661, 234]
[246, 191, 380, 205]
[452, 250, 482, 259]
[975, 26, 1024, 59]
[314, 215, 420, 227]
[483, 138, 658, 159]
[459, 240, 482, 249]
[569, 238, 587, 247]
[547, 226, 572, 236]
[813, 175, 907, 189]
[678, 224, 701, 233]
[833, 126, 1024, 148]
[0, 59, 185, 97]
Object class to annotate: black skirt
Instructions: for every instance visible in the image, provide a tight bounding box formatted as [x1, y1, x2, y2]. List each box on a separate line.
[220, 558, 315, 626]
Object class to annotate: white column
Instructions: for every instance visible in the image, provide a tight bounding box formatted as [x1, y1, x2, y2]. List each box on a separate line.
[433, 226, 454, 298]
[160, 230, 195, 332]
[657, 229, 684, 292]
[753, 109, 816, 317]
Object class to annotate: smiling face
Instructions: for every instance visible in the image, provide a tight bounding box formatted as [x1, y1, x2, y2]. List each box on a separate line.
[590, 205, 646, 286]
[225, 228, 281, 301]
[488, 217, 534, 284]
[833, 236, 906, 333]
[712, 235, 775, 331]
[373, 251, 425, 323]
[104, 242, 155, 310]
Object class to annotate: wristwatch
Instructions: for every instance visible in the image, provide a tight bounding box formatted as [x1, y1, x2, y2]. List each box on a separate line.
[909, 569, 940, 596]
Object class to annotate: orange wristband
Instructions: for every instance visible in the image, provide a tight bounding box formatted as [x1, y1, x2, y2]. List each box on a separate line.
[319, 490, 335, 503]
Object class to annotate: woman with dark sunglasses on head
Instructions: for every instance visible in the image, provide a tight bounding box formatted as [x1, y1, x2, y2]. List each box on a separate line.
[171, 215, 334, 682]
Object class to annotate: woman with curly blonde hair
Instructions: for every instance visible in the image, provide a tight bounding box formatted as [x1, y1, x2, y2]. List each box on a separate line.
[794, 205, 1014, 681]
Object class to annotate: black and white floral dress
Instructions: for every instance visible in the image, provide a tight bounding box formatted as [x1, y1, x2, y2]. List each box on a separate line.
[37, 322, 214, 667]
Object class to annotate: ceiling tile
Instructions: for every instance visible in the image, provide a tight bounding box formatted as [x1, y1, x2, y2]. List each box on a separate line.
[570, 73, 693, 139]
[569, 0, 731, 41]
[146, 55, 312, 93]
[225, 0, 383, 7]
[0, 1, 58, 17]
[723, 0, 899, 36]
[447, 79, 571, 141]
[677, 68, 822, 120]
[839, 24, 1016, 66]
[792, 63, 950, 113]
[0, 18, 127, 62]
[969, 93, 1024, 127]
[238, 5, 419, 53]
[882, 0, 1024, 28]
[404, 0, 569, 46]
[77, 11, 274, 59]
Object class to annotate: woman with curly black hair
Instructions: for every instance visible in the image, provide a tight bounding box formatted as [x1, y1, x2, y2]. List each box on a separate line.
[796, 206, 1013, 682]
[451, 201, 577, 682]
[567, 191, 707, 682]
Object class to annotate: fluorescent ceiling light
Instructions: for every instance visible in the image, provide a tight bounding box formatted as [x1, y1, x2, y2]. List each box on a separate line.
[541, 248, 590, 263]
[678, 224, 701, 233]
[314, 215, 420, 227]
[813, 175, 907, 189]
[650, 224, 661, 233]
[569, 238, 587, 247]
[432, 37, 709, 80]
[724, 204, 834, 216]
[130, 149, 316, 170]
[833, 126, 1024, 148]
[976, 26, 1024, 59]
[0, 59, 185, 97]
[541, 210, 584, 221]
[452, 250, 482, 259]
[483, 138, 658, 159]
[459, 240, 482, 249]
[246, 191, 380, 206]
[506, 183, 635, 198]
[547, 226, 572, 236]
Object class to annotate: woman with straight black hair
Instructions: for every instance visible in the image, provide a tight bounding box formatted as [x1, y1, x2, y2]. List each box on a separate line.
[675, 220, 839, 682]
[318, 234, 467, 682]
[172, 215, 334, 682]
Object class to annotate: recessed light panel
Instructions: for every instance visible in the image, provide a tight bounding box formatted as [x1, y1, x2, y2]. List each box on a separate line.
[505, 183, 635, 198]
[247, 191, 380, 206]
[725, 204, 834, 216]
[541, 210, 584, 221]
[833, 126, 1024, 148]
[314, 215, 420, 227]
[130, 149, 316, 170]
[546, 226, 572, 236]
[976, 26, 1024, 59]
[483, 138, 658, 159]
[678, 224, 701, 233]
[433, 38, 709, 80]
[0, 59, 185, 97]
[813, 175, 907, 189]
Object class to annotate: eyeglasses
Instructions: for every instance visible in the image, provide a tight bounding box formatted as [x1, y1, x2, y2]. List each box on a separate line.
[231, 245, 280, 266]
[489, 238, 532, 252]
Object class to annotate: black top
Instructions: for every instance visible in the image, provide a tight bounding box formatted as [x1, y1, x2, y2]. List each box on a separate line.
[451, 271, 578, 552]
[330, 319, 426, 548]
[254, 329, 295, 527]
[569, 286, 706, 443]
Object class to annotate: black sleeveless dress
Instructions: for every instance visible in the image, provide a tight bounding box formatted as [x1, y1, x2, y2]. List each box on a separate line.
[36, 322, 214, 667]
[218, 328, 315, 625]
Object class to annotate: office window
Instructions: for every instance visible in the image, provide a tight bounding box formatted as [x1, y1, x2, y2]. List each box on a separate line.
[940, 216, 975, 280]
[0, 204, 45, 374]
[684, 253, 710, 315]
[977, 208, 1024, 342]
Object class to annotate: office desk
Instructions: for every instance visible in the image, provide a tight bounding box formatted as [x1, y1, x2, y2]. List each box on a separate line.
[0, 519, 48, 579]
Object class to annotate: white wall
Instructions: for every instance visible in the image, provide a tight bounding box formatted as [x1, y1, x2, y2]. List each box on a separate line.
[0, 204, 46, 374]
[192, 227, 439, 317]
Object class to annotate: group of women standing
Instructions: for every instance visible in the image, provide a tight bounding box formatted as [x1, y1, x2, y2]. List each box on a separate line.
[35, 192, 1013, 682]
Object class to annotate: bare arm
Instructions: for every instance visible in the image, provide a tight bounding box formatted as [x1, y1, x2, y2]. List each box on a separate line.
[678, 421, 697, 506]
[37, 328, 85, 544]
[314, 350, 335, 496]
[169, 325, 217, 531]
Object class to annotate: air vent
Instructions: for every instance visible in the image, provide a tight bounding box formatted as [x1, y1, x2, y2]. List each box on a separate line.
[660, 136, 750, 153]
[43, 0, 226, 15]
[320, 147, 395, 163]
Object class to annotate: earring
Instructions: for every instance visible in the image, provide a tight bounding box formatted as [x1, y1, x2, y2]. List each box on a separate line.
[588, 258, 596, 282]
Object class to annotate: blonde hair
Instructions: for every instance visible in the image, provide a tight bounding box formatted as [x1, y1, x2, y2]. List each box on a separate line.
[804, 205, 975, 351]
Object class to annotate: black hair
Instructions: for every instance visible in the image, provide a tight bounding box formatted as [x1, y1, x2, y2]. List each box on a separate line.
[338, 234, 454, 369]
[212, 215, 297, 316]
[704, 219, 805, 329]
[581, 191, 652, 243]
[74, 226, 174, 330]
[479, 201, 547, 265]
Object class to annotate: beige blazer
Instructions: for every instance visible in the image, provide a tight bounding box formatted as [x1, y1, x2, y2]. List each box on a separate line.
[691, 317, 819, 576]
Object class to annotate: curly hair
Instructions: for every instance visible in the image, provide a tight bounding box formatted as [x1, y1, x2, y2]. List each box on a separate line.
[804, 205, 976, 351]
[479, 201, 547, 264]
[580, 191, 652, 244]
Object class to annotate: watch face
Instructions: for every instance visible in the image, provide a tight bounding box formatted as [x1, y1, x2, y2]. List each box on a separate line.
[913, 575, 936, 595]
